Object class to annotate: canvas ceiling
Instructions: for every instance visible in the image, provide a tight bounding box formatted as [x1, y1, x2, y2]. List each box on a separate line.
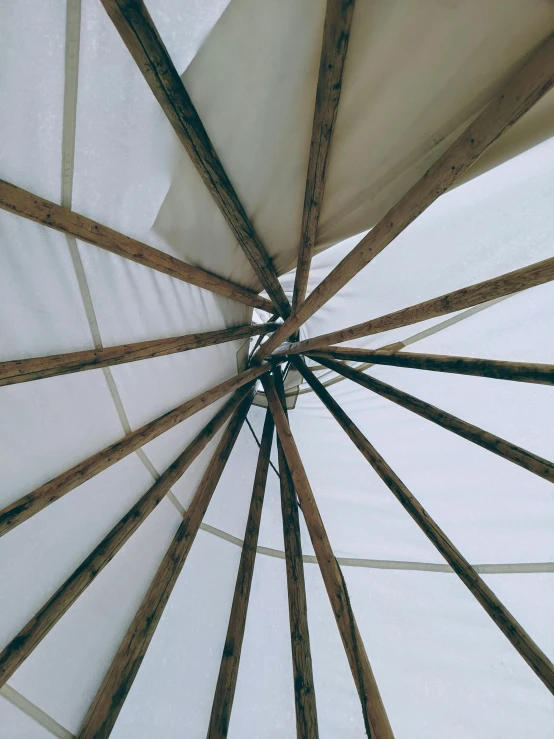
[0, 0, 553, 737]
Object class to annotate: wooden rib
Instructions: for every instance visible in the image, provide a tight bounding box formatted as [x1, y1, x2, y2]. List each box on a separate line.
[101, 0, 289, 318]
[261, 373, 394, 739]
[308, 347, 554, 386]
[291, 0, 355, 312]
[257, 31, 554, 358]
[0, 363, 271, 538]
[77, 390, 253, 739]
[273, 368, 319, 739]
[207, 407, 274, 738]
[278, 255, 554, 355]
[0, 179, 273, 312]
[313, 357, 554, 484]
[0, 323, 278, 387]
[292, 357, 554, 693]
[0, 388, 248, 688]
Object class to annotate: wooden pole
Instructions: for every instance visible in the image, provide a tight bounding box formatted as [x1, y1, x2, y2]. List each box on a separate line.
[257, 32, 554, 358]
[100, 0, 290, 318]
[313, 357, 554, 484]
[77, 390, 254, 739]
[0, 180, 273, 312]
[0, 323, 278, 387]
[291, 0, 355, 312]
[0, 388, 249, 688]
[273, 368, 319, 739]
[307, 347, 554, 386]
[277, 255, 554, 355]
[292, 357, 554, 693]
[207, 408, 275, 738]
[261, 373, 394, 739]
[0, 363, 271, 538]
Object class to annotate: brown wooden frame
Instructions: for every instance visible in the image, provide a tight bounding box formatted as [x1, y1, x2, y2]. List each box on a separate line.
[0, 363, 271, 538]
[278, 255, 554, 355]
[291, 0, 355, 312]
[307, 347, 554, 386]
[0, 323, 277, 387]
[262, 372, 394, 739]
[100, 0, 290, 317]
[312, 357, 554, 484]
[207, 407, 274, 738]
[0, 180, 273, 312]
[292, 357, 554, 693]
[273, 368, 319, 738]
[257, 32, 554, 359]
[0, 388, 250, 687]
[77, 390, 254, 738]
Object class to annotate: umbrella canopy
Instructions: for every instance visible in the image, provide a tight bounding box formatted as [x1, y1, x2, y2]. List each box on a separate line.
[1, 1, 553, 737]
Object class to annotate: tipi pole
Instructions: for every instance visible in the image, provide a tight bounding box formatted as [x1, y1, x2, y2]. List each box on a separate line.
[207, 408, 275, 738]
[262, 373, 394, 739]
[292, 357, 554, 693]
[77, 390, 254, 739]
[0, 388, 251, 687]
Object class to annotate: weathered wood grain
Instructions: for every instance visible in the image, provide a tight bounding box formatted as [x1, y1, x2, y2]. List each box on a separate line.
[273, 368, 319, 738]
[292, 0, 355, 312]
[307, 347, 554, 386]
[0, 363, 271, 538]
[0, 323, 277, 386]
[258, 31, 554, 358]
[0, 179, 273, 312]
[313, 357, 554, 484]
[101, 0, 290, 317]
[0, 389, 249, 687]
[207, 407, 274, 738]
[262, 373, 394, 739]
[293, 357, 554, 694]
[77, 390, 254, 739]
[279, 255, 554, 354]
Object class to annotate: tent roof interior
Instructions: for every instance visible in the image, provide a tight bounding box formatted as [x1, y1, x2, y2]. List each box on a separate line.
[1, 1, 553, 737]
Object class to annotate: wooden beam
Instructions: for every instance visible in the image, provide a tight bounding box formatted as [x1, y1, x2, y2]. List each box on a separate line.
[100, 0, 290, 318]
[313, 357, 554, 484]
[257, 31, 554, 358]
[276, 255, 554, 355]
[0, 323, 278, 387]
[261, 373, 394, 739]
[291, 0, 355, 312]
[273, 368, 319, 739]
[307, 347, 554, 386]
[207, 408, 274, 738]
[0, 179, 273, 312]
[0, 363, 271, 538]
[292, 357, 554, 694]
[77, 390, 254, 739]
[0, 389, 248, 688]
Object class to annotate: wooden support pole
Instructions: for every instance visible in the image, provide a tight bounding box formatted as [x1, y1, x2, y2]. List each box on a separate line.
[77, 390, 254, 739]
[277, 255, 554, 355]
[307, 347, 554, 386]
[0, 180, 273, 312]
[0, 388, 249, 688]
[257, 32, 554, 358]
[273, 368, 319, 739]
[291, 0, 355, 312]
[0, 363, 271, 538]
[292, 357, 554, 694]
[207, 408, 275, 738]
[100, 0, 290, 318]
[261, 373, 394, 739]
[0, 323, 278, 387]
[313, 357, 554, 485]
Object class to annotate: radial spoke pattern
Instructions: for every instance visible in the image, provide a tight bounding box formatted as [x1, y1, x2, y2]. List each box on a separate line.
[3, 2, 554, 737]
